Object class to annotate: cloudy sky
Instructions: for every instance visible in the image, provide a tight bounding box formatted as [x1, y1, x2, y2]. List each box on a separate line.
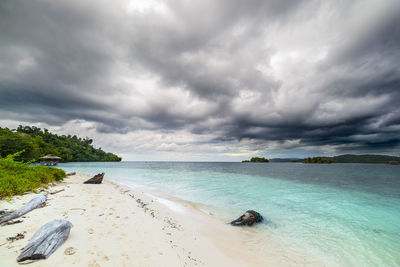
[1, 0, 399, 161]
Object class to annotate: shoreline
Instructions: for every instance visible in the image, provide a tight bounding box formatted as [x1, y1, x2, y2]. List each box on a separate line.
[0, 173, 325, 266]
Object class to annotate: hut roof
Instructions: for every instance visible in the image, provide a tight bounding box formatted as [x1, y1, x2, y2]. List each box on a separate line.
[39, 154, 62, 160]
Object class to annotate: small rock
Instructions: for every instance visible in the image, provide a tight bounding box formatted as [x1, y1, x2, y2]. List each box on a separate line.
[64, 247, 76, 255]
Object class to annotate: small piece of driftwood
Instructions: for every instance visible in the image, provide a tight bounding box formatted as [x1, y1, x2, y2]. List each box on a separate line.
[83, 173, 105, 184]
[2, 220, 23, 226]
[17, 220, 73, 262]
[0, 194, 47, 224]
[66, 172, 76, 176]
[7, 232, 26, 242]
[50, 189, 65, 195]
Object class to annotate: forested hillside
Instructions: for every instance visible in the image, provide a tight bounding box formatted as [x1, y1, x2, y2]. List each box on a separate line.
[292, 154, 400, 164]
[304, 157, 333, 164]
[0, 126, 121, 162]
[330, 154, 400, 163]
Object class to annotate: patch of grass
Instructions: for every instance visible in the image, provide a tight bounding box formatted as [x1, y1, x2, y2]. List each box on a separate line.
[0, 152, 66, 199]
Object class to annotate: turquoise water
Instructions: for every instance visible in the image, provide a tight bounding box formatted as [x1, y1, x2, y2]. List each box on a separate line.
[59, 162, 400, 266]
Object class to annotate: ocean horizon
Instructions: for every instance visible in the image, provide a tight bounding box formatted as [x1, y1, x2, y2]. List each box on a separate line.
[59, 162, 400, 266]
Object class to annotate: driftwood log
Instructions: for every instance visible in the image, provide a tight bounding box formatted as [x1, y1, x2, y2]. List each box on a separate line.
[50, 189, 65, 195]
[0, 194, 47, 224]
[17, 220, 73, 262]
[83, 173, 105, 184]
[230, 210, 263, 226]
[66, 172, 76, 176]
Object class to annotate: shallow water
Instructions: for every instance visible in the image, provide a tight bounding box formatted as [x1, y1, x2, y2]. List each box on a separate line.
[59, 162, 400, 266]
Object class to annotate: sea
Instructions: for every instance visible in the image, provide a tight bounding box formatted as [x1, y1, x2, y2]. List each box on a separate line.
[58, 162, 400, 266]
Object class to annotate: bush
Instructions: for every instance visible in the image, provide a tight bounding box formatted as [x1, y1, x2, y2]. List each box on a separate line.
[0, 152, 66, 199]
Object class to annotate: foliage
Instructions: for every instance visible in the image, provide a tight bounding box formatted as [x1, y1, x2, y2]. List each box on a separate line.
[242, 157, 269, 163]
[330, 154, 400, 164]
[0, 126, 121, 162]
[0, 152, 66, 199]
[269, 158, 302, 162]
[304, 157, 333, 164]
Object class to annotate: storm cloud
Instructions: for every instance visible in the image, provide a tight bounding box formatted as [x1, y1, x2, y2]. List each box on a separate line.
[0, 0, 399, 160]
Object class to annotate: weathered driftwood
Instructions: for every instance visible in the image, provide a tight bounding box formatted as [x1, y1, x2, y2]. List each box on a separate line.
[17, 220, 73, 262]
[0, 209, 12, 216]
[2, 219, 23, 226]
[83, 173, 105, 184]
[230, 210, 263, 226]
[0, 194, 47, 224]
[50, 189, 65, 195]
[66, 172, 76, 176]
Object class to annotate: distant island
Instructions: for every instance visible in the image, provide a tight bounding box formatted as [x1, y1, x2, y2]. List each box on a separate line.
[289, 154, 400, 164]
[303, 157, 333, 164]
[328, 154, 400, 164]
[269, 158, 302, 162]
[0, 125, 121, 162]
[242, 157, 269, 163]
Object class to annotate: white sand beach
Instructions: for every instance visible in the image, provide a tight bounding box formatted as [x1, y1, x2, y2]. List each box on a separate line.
[0, 174, 323, 267]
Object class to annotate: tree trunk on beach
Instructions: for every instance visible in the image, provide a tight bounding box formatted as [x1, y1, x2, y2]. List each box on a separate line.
[83, 173, 105, 184]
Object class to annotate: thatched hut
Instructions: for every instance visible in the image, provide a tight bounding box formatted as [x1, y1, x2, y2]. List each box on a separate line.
[39, 154, 62, 166]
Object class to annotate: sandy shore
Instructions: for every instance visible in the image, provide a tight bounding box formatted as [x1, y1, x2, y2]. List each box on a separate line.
[0, 174, 323, 266]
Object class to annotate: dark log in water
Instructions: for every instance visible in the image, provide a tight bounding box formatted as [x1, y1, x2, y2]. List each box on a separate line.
[0, 194, 47, 224]
[230, 210, 263, 226]
[83, 173, 105, 184]
[17, 220, 73, 262]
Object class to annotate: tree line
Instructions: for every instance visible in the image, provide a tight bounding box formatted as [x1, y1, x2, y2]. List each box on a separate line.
[0, 126, 121, 162]
[242, 157, 269, 163]
[304, 157, 333, 164]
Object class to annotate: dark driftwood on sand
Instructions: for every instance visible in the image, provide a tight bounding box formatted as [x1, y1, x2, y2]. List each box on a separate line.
[66, 172, 76, 176]
[230, 210, 263, 226]
[0, 194, 47, 224]
[17, 220, 73, 262]
[50, 189, 65, 195]
[2, 219, 23, 226]
[83, 173, 105, 184]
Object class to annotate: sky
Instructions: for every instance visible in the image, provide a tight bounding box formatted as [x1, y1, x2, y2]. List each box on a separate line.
[0, 0, 399, 161]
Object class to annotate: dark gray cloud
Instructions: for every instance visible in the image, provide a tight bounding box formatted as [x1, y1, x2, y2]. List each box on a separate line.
[0, 0, 399, 158]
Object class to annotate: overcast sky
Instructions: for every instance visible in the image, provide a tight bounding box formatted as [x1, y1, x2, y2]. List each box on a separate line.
[1, 0, 399, 161]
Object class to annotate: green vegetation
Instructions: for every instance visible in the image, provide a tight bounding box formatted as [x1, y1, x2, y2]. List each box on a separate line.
[330, 154, 400, 164]
[293, 154, 400, 164]
[0, 126, 121, 162]
[304, 157, 333, 164]
[269, 158, 301, 162]
[242, 157, 269, 163]
[0, 152, 66, 199]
